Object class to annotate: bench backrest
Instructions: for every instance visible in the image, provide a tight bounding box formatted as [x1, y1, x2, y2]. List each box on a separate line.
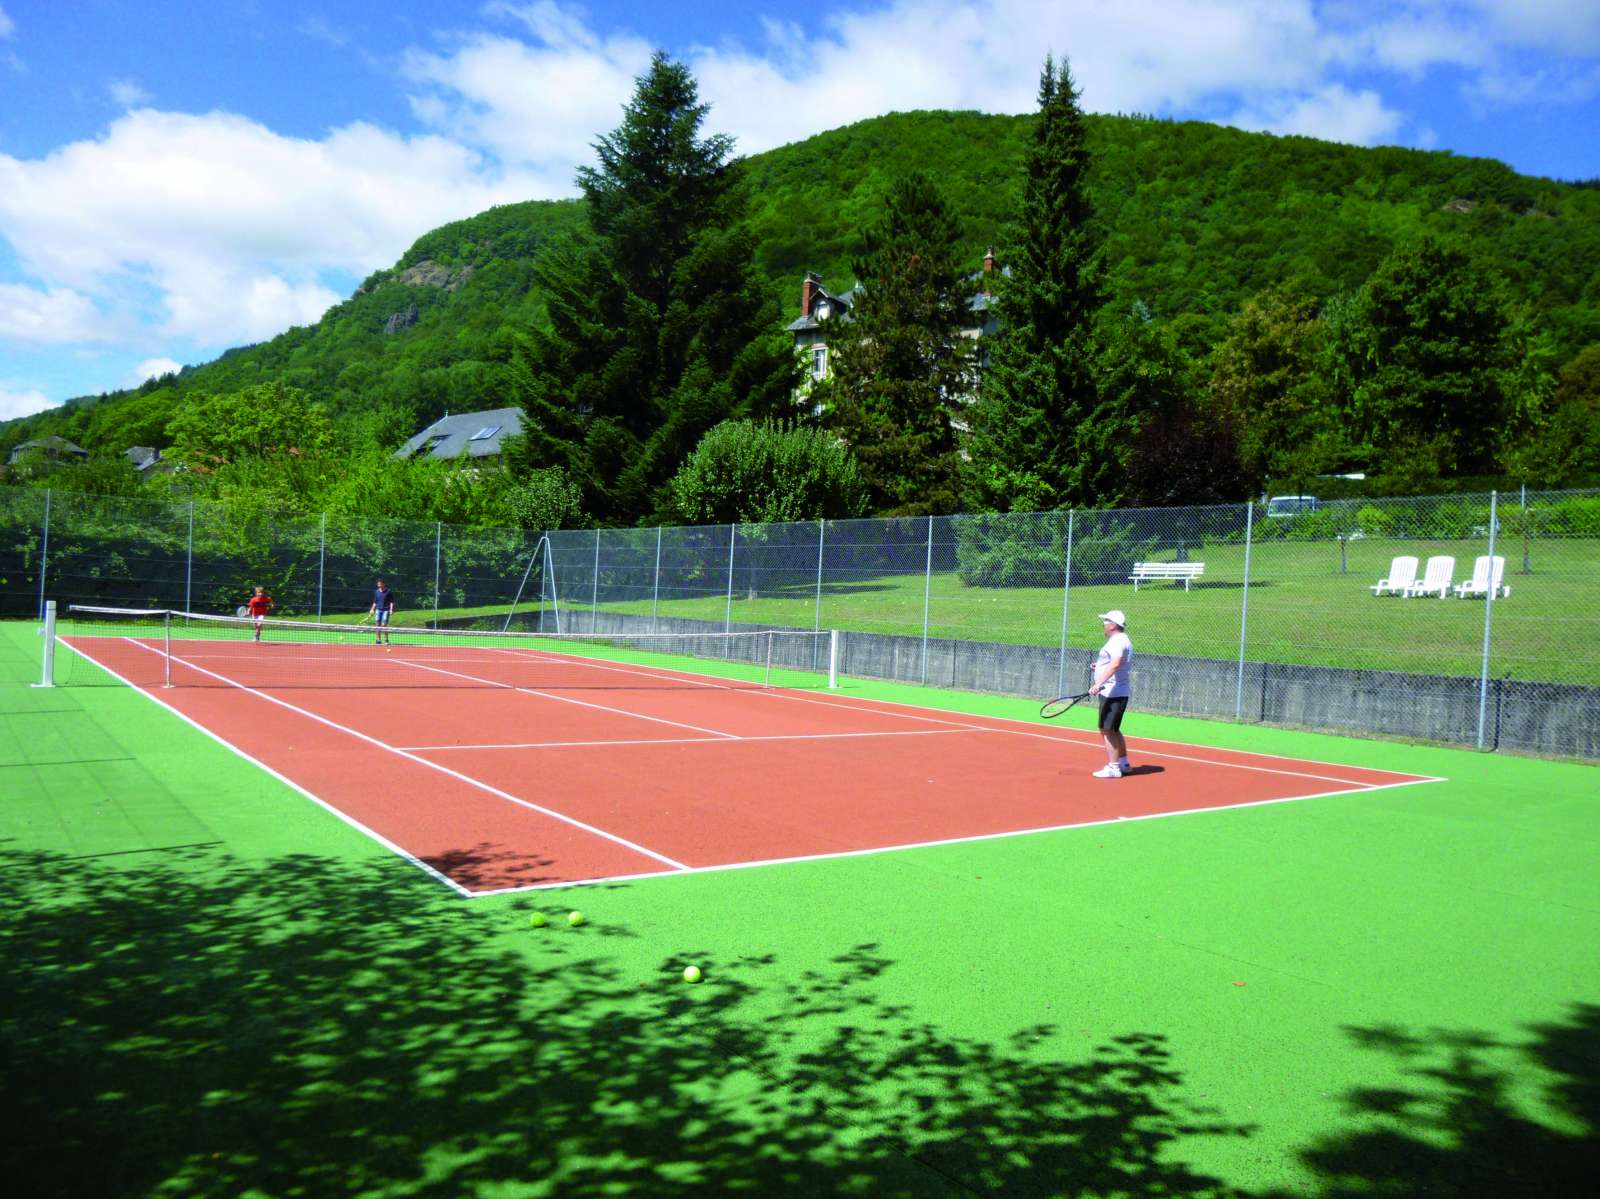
[1133, 561, 1204, 574]
[1466, 555, 1505, 590]
[1418, 555, 1455, 587]
[1384, 555, 1418, 585]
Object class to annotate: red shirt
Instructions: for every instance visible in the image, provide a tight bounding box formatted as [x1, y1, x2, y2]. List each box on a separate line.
[247, 594, 272, 616]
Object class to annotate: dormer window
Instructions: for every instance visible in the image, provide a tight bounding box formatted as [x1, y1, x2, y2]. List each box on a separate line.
[816, 301, 830, 320]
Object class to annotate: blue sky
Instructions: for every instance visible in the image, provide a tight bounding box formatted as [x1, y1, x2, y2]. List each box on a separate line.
[3, 0, 1598, 418]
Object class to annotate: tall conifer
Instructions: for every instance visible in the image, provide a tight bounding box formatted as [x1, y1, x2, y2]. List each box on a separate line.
[509, 53, 795, 523]
[963, 57, 1103, 511]
[814, 172, 972, 515]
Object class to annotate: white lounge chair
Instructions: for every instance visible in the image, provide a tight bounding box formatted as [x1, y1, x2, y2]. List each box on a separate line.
[1370, 555, 1418, 596]
[1454, 555, 1510, 599]
[1403, 555, 1455, 598]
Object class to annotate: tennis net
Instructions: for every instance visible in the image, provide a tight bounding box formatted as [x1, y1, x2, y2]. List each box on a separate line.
[52, 606, 841, 692]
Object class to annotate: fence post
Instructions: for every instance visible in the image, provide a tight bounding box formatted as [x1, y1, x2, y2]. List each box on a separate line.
[37, 489, 51, 620]
[185, 499, 194, 614]
[651, 526, 663, 634]
[724, 523, 736, 634]
[1057, 509, 1075, 696]
[1476, 491, 1501, 750]
[920, 515, 934, 684]
[1519, 483, 1530, 575]
[813, 520, 826, 633]
[591, 529, 601, 625]
[317, 512, 327, 620]
[433, 521, 442, 629]
[1235, 501, 1254, 719]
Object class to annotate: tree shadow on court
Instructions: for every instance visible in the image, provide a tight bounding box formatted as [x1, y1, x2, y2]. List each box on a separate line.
[1256, 1009, 1600, 1199]
[0, 844, 1253, 1199]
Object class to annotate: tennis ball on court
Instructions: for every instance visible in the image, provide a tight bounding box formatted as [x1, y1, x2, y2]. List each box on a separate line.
[683, 965, 702, 984]
[528, 912, 546, 928]
[567, 910, 585, 927]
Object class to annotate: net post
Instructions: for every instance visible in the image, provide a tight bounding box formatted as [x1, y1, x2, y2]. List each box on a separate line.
[163, 609, 173, 688]
[763, 628, 775, 688]
[33, 600, 56, 688]
[828, 629, 840, 689]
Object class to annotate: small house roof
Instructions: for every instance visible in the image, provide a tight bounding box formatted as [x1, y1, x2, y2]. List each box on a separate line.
[394, 407, 525, 462]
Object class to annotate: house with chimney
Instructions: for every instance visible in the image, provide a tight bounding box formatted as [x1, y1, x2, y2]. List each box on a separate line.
[784, 248, 1005, 408]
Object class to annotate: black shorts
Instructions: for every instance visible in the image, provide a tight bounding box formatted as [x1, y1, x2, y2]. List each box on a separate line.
[1098, 696, 1129, 733]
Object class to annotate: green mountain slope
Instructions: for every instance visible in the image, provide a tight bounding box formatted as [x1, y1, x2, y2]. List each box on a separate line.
[6, 109, 1599, 458]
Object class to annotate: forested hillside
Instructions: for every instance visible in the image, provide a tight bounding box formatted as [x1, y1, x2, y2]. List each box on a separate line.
[5, 107, 1599, 505]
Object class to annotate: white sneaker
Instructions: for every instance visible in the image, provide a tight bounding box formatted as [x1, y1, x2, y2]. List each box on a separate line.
[1092, 764, 1122, 779]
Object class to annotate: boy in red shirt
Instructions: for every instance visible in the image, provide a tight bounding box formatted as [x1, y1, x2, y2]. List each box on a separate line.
[246, 586, 273, 641]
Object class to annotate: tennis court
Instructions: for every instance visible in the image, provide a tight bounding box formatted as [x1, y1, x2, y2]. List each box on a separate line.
[54, 608, 1437, 894]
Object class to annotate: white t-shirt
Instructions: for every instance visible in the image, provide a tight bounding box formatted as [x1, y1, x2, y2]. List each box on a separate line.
[1096, 631, 1132, 699]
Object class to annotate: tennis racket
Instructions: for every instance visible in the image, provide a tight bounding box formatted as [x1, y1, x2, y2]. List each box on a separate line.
[1040, 692, 1093, 719]
[236, 606, 249, 618]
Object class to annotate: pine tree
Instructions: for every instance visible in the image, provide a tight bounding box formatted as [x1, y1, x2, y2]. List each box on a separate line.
[508, 53, 795, 524]
[813, 172, 973, 515]
[962, 56, 1103, 512]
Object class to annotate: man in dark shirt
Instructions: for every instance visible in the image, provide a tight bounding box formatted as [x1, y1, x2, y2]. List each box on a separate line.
[370, 578, 395, 646]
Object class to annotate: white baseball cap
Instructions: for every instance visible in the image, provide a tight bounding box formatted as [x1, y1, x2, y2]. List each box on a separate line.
[1098, 609, 1127, 628]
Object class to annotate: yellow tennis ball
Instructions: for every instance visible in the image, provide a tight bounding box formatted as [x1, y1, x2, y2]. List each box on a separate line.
[528, 912, 546, 928]
[567, 910, 585, 927]
[682, 965, 702, 984]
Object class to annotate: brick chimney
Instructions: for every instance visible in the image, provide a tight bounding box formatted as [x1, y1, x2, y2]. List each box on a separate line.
[801, 271, 823, 318]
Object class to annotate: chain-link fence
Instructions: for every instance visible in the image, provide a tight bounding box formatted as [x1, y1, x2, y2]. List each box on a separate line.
[7, 483, 1598, 758]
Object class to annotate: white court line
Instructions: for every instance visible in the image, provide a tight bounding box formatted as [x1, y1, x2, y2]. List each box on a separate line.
[57, 637, 473, 897]
[466, 775, 1446, 897]
[400, 727, 989, 752]
[738, 686, 1446, 787]
[383, 655, 743, 741]
[140, 640, 691, 872]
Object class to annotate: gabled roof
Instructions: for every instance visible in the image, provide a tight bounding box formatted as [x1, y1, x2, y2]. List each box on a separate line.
[394, 407, 525, 461]
[7, 435, 88, 465]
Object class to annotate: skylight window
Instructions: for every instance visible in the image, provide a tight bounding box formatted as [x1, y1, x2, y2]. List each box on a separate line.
[469, 425, 501, 441]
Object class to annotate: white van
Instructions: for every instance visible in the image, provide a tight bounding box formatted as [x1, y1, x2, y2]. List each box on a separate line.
[1266, 495, 1319, 518]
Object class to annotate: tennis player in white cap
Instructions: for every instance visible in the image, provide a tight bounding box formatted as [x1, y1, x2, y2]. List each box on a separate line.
[1089, 609, 1133, 778]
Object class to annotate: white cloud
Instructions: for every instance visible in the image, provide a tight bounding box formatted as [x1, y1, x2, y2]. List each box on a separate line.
[0, 282, 113, 344]
[1470, 0, 1600, 56]
[133, 357, 182, 384]
[1230, 84, 1403, 146]
[0, 109, 543, 349]
[400, 13, 652, 183]
[0, 6, 13, 39]
[0, 387, 57, 420]
[297, 15, 348, 49]
[107, 78, 151, 107]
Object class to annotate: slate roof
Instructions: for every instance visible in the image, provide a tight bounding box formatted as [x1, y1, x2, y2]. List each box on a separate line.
[394, 407, 525, 461]
[7, 435, 88, 465]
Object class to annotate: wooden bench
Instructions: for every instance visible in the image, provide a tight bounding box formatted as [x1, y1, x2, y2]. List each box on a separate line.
[1129, 561, 1205, 591]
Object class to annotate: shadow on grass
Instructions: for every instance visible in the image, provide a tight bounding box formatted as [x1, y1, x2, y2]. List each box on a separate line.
[0, 845, 1249, 1199]
[6, 843, 1593, 1197]
[1260, 1011, 1600, 1199]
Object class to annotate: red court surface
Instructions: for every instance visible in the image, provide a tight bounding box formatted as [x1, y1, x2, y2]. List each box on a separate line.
[63, 634, 1443, 896]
